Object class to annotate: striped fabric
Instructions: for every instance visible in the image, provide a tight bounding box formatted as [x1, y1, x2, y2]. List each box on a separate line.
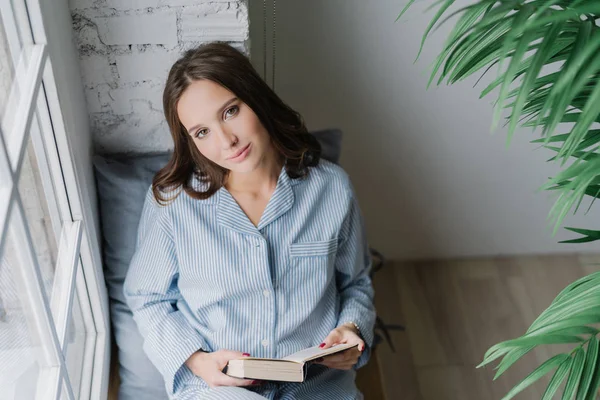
[123, 159, 376, 400]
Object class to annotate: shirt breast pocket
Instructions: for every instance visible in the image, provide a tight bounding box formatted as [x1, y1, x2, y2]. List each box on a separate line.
[289, 238, 338, 257]
[288, 238, 338, 283]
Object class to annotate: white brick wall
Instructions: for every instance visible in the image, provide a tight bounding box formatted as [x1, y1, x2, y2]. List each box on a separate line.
[96, 13, 178, 46]
[69, 0, 249, 153]
[181, 6, 247, 42]
[115, 52, 179, 83]
[79, 54, 113, 87]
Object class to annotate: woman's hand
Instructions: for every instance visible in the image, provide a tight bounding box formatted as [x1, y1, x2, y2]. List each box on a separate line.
[314, 323, 365, 370]
[185, 350, 260, 388]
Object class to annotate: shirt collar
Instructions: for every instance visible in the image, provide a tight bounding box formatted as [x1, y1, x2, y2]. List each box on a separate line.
[217, 165, 296, 234]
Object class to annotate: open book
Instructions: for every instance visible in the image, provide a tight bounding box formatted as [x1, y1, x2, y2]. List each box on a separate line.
[225, 343, 357, 382]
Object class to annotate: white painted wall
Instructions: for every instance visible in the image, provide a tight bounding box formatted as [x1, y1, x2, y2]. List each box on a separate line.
[68, 0, 249, 154]
[250, 0, 600, 260]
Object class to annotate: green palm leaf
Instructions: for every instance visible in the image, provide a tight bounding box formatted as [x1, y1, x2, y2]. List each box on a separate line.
[492, 346, 536, 380]
[399, 0, 600, 244]
[502, 354, 570, 400]
[549, 270, 600, 305]
[559, 228, 600, 243]
[543, 355, 573, 400]
[476, 276, 600, 398]
[507, 21, 564, 140]
[562, 347, 585, 400]
[576, 336, 598, 400]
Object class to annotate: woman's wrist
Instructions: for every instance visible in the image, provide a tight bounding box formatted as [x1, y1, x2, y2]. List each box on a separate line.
[340, 321, 361, 337]
[185, 349, 207, 369]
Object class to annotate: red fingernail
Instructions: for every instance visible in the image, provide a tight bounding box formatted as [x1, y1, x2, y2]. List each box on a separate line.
[319, 343, 325, 348]
[242, 353, 250, 357]
[251, 380, 263, 384]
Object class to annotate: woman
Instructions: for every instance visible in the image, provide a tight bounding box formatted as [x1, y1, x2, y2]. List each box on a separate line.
[124, 42, 376, 400]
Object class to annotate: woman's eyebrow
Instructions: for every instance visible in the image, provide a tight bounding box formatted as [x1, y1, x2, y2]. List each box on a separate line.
[187, 97, 238, 134]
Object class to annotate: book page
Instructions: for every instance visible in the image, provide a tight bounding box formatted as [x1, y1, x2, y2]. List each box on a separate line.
[281, 343, 357, 363]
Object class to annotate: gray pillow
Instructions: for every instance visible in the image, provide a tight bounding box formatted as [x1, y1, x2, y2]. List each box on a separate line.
[312, 128, 342, 164]
[94, 153, 171, 400]
[94, 129, 343, 399]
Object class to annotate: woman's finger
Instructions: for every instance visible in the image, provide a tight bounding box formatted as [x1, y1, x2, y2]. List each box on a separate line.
[357, 340, 366, 352]
[319, 354, 344, 363]
[344, 348, 361, 361]
[319, 360, 356, 370]
[320, 348, 361, 363]
[218, 350, 249, 362]
[214, 373, 256, 387]
[318, 354, 359, 367]
[320, 329, 344, 349]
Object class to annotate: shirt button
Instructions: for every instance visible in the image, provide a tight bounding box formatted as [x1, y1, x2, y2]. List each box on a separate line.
[263, 290, 270, 297]
[261, 339, 269, 347]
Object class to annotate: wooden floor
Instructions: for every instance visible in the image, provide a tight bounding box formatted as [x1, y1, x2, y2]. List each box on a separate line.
[108, 253, 600, 400]
[370, 253, 600, 400]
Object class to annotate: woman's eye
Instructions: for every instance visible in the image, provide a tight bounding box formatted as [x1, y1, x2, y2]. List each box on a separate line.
[224, 105, 239, 119]
[195, 128, 208, 138]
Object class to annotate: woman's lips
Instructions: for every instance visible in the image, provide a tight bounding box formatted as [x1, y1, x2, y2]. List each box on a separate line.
[227, 143, 251, 162]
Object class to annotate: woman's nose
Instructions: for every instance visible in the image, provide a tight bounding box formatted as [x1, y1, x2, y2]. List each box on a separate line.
[215, 126, 238, 149]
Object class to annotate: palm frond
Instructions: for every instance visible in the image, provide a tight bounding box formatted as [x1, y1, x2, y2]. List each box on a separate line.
[398, 0, 600, 242]
[476, 272, 600, 399]
[559, 228, 600, 243]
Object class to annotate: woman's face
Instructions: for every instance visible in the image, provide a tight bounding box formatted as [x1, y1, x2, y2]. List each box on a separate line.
[177, 79, 275, 174]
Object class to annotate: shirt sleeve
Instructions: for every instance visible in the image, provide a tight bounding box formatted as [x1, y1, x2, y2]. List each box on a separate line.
[123, 188, 209, 395]
[334, 183, 377, 370]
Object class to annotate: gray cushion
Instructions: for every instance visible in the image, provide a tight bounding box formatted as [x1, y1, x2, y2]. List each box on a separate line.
[93, 129, 343, 399]
[94, 153, 171, 400]
[312, 128, 342, 164]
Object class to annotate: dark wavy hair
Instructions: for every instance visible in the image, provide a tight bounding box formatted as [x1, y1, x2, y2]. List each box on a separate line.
[153, 42, 321, 205]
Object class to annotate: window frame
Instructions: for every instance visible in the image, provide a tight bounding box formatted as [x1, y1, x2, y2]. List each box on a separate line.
[0, 0, 110, 398]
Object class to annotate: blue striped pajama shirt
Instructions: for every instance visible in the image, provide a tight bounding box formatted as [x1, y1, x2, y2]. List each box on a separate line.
[123, 159, 376, 399]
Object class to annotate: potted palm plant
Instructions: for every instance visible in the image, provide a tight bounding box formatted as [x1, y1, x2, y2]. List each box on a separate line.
[398, 0, 600, 398]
